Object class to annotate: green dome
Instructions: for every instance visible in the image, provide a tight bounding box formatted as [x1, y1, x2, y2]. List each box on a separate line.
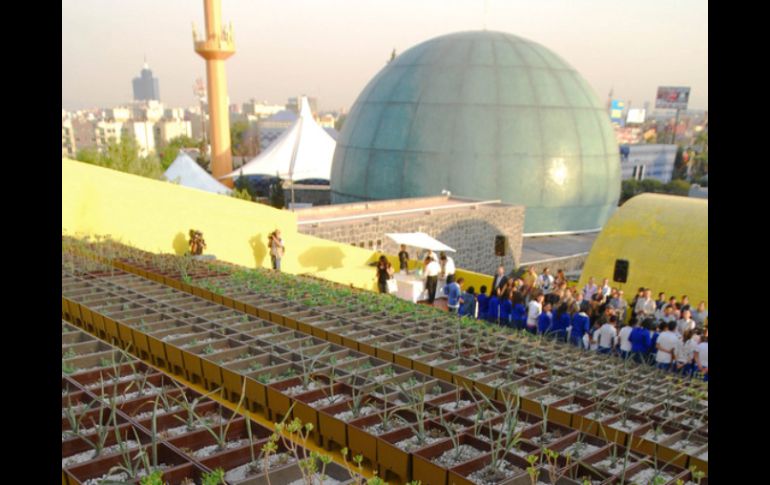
[331, 30, 620, 234]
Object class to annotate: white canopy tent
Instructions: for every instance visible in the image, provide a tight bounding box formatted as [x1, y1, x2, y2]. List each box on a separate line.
[164, 152, 232, 195]
[385, 232, 456, 252]
[220, 97, 336, 182]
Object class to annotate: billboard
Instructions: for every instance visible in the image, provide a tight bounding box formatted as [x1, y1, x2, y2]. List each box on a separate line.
[626, 108, 646, 124]
[610, 99, 625, 125]
[656, 86, 690, 109]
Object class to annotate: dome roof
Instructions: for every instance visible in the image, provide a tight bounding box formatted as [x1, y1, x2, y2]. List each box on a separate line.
[331, 30, 620, 234]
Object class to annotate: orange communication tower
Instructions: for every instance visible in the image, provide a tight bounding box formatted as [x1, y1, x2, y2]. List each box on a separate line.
[193, 0, 235, 187]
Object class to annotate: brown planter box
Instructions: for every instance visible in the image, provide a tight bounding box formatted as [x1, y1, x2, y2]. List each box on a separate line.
[64, 442, 189, 483]
[292, 383, 354, 446]
[579, 444, 645, 481]
[165, 417, 271, 462]
[657, 431, 707, 469]
[412, 433, 492, 485]
[222, 353, 287, 404]
[601, 413, 653, 447]
[520, 421, 578, 450]
[548, 395, 596, 428]
[446, 449, 530, 485]
[378, 420, 449, 484]
[347, 409, 418, 469]
[628, 423, 682, 458]
[572, 403, 621, 437]
[318, 395, 387, 452]
[62, 423, 152, 469]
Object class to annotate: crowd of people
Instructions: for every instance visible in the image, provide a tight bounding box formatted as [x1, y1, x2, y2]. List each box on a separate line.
[442, 266, 709, 381]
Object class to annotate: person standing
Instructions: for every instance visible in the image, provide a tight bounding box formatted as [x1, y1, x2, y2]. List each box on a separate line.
[554, 302, 571, 342]
[691, 301, 708, 328]
[537, 268, 555, 294]
[599, 278, 612, 298]
[512, 292, 527, 330]
[398, 244, 410, 274]
[596, 315, 618, 354]
[618, 321, 633, 360]
[458, 286, 477, 317]
[500, 290, 513, 327]
[439, 252, 456, 284]
[268, 229, 285, 271]
[476, 285, 489, 320]
[676, 309, 696, 336]
[582, 277, 598, 301]
[375, 255, 392, 294]
[655, 292, 667, 312]
[424, 256, 441, 304]
[526, 293, 544, 334]
[694, 333, 709, 381]
[554, 269, 567, 288]
[655, 321, 679, 371]
[629, 318, 652, 364]
[609, 289, 629, 323]
[444, 277, 463, 314]
[570, 303, 590, 348]
[486, 290, 501, 324]
[634, 288, 656, 320]
[537, 302, 554, 336]
[675, 329, 696, 377]
[492, 266, 508, 295]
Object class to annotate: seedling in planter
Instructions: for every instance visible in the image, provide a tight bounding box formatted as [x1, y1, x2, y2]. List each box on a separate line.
[297, 344, 330, 392]
[197, 389, 247, 452]
[526, 454, 540, 485]
[63, 348, 77, 359]
[170, 383, 221, 433]
[201, 468, 225, 485]
[139, 470, 164, 485]
[202, 344, 216, 355]
[438, 408, 464, 463]
[689, 465, 705, 485]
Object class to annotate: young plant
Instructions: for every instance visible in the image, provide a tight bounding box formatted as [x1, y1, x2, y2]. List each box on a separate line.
[198, 388, 247, 452]
[201, 468, 225, 485]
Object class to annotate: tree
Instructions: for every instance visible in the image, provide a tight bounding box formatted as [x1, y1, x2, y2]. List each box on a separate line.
[230, 120, 249, 156]
[75, 136, 163, 179]
[672, 145, 687, 180]
[159, 135, 199, 170]
[663, 179, 690, 196]
[334, 114, 347, 132]
[269, 179, 286, 209]
[230, 187, 252, 201]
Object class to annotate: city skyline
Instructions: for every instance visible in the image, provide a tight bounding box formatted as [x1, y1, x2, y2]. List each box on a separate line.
[62, 0, 707, 112]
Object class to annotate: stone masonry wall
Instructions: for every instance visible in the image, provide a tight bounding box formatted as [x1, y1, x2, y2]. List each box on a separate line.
[298, 204, 525, 275]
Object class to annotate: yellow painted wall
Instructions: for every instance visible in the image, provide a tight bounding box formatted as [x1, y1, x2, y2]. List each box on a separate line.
[579, 193, 708, 305]
[62, 159, 382, 290]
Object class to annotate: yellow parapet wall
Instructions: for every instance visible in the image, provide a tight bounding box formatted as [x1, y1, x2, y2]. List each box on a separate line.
[62, 159, 382, 290]
[579, 193, 708, 306]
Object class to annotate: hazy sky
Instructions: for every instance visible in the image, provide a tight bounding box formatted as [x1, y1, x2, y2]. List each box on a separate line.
[62, 0, 707, 112]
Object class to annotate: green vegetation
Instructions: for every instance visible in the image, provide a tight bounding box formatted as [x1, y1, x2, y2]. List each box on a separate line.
[76, 135, 164, 179]
[620, 178, 691, 204]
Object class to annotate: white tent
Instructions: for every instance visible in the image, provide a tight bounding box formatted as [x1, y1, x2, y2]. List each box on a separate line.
[221, 97, 336, 182]
[385, 233, 456, 252]
[163, 152, 232, 195]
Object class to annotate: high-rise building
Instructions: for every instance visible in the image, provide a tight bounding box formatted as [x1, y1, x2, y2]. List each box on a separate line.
[132, 61, 161, 101]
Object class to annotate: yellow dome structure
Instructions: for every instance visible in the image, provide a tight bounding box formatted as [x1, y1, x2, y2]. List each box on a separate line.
[579, 193, 707, 306]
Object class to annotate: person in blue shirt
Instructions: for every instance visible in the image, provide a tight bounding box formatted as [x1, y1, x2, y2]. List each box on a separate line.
[537, 302, 554, 336]
[486, 292, 501, 324]
[443, 277, 463, 314]
[476, 285, 489, 320]
[458, 286, 476, 317]
[554, 303, 571, 342]
[629, 318, 652, 364]
[648, 321, 665, 365]
[570, 303, 590, 348]
[511, 292, 527, 330]
[499, 290, 513, 327]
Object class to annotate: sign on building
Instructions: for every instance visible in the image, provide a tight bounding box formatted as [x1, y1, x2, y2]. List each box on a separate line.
[655, 87, 690, 110]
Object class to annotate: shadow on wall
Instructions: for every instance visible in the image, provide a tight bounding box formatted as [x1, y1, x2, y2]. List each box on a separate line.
[250, 234, 268, 268]
[172, 232, 188, 256]
[298, 246, 346, 272]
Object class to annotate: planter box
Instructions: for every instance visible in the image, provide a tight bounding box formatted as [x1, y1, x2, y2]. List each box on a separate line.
[222, 353, 287, 404]
[579, 444, 645, 481]
[520, 421, 577, 450]
[377, 420, 449, 484]
[318, 395, 387, 452]
[572, 403, 621, 437]
[292, 383, 354, 446]
[628, 423, 683, 458]
[245, 362, 306, 418]
[602, 413, 653, 447]
[239, 460, 355, 485]
[446, 449, 531, 485]
[347, 409, 417, 469]
[64, 442, 190, 484]
[412, 433, 492, 485]
[62, 423, 152, 469]
[548, 395, 595, 428]
[165, 417, 271, 462]
[657, 431, 707, 469]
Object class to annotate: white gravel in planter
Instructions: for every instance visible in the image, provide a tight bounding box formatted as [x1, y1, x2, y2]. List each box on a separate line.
[224, 453, 297, 482]
[190, 438, 250, 459]
[586, 410, 612, 420]
[365, 417, 409, 436]
[285, 381, 323, 396]
[486, 378, 507, 388]
[493, 420, 529, 436]
[467, 372, 488, 380]
[681, 417, 706, 429]
[162, 415, 226, 438]
[334, 406, 377, 422]
[536, 394, 563, 405]
[697, 450, 708, 461]
[466, 459, 522, 485]
[593, 457, 632, 475]
[395, 434, 442, 452]
[630, 401, 657, 413]
[82, 465, 169, 485]
[132, 405, 183, 421]
[608, 420, 644, 433]
[85, 374, 143, 390]
[62, 440, 140, 468]
[669, 439, 703, 455]
[439, 400, 471, 412]
[558, 403, 584, 413]
[560, 442, 600, 459]
[427, 359, 447, 366]
[432, 444, 485, 468]
[641, 429, 671, 443]
[162, 332, 196, 342]
[309, 395, 347, 408]
[562, 380, 585, 391]
[626, 467, 674, 485]
[182, 337, 218, 348]
[468, 410, 497, 423]
[287, 476, 342, 485]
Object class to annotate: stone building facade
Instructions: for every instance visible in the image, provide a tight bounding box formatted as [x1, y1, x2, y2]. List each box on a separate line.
[296, 197, 525, 275]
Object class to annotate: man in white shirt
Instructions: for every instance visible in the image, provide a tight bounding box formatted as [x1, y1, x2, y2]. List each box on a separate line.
[655, 321, 679, 371]
[634, 288, 656, 320]
[600, 278, 612, 298]
[676, 309, 696, 336]
[526, 293, 544, 334]
[424, 257, 441, 304]
[439, 252, 456, 284]
[596, 315, 618, 354]
[582, 277, 598, 300]
[491, 266, 508, 295]
[617, 322, 633, 360]
[537, 268, 555, 295]
[694, 335, 708, 381]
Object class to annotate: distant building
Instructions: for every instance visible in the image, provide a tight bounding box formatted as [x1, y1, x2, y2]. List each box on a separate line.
[620, 144, 677, 183]
[242, 99, 285, 119]
[132, 61, 160, 101]
[287, 96, 318, 114]
[154, 119, 193, 148]
[62, 117, 76, 158]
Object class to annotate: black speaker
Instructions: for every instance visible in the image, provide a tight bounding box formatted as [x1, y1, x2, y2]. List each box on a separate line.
[494, 235, 507, 257]
[613, 259, 629, 283]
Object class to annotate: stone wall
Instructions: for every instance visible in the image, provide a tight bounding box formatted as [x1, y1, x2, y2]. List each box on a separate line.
[298, 204, 525, 275]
